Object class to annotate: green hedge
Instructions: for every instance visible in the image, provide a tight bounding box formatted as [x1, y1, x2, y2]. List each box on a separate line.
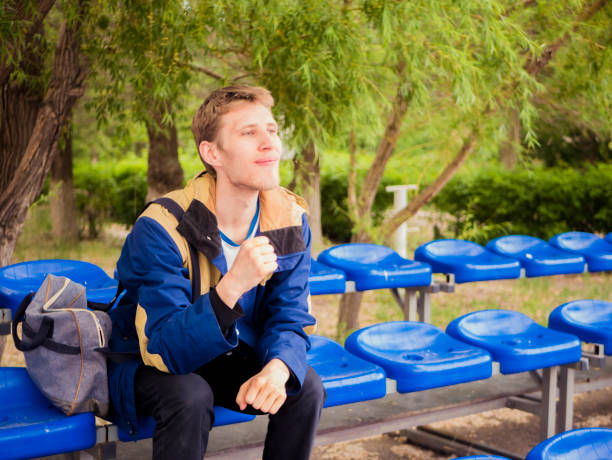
[321, 173, 395, 243]
[70, 154, 396, 242]
[74, 157, 148, 237]
[433, 164, 612, 244]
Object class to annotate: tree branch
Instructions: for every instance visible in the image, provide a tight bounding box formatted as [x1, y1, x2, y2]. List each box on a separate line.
[381, 131, 477, 241]
[182, 62, 223, 80]
[525, 0, 609, 76]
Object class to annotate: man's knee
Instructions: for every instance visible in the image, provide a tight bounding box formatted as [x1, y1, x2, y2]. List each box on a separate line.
[139, 370, 215, 425]
[298, 366, 326, 409]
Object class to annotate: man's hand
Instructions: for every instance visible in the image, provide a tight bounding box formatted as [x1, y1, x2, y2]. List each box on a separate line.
[216, 236, 277, 307]
[236, 358, 290, 414]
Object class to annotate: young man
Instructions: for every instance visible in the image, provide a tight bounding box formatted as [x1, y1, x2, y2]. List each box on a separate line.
[107, 85, 325, 460]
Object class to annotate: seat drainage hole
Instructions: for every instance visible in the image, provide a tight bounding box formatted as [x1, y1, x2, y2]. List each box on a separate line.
[402, 354, 424, 361]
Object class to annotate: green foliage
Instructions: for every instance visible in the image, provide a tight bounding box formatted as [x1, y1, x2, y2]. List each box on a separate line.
[73, 156, 147, 238]
[433, 163, 612, 244]
[321, 172, 394, 243]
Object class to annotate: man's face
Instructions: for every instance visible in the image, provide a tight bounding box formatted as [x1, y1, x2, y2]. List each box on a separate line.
[212, 101, 281, 192]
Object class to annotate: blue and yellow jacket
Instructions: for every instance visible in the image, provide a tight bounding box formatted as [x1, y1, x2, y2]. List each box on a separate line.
[107, 173, 315, 437]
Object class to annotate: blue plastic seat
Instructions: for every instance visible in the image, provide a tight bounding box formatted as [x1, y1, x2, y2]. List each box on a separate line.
[486, 235, 585, 277]
[549, 232, 612, 272]
[414, 239, 521, 283]
[345, 321, 492, 393]
[605, 232, 612, 244]
[317, 243, 432, 291]
[309, 259, 346, 295]
[118, 406, 256, 442]
[549, 299, 612, 355]
[525, 427, 612, 460]
[0, 259, 119, 315]
[307, 335, 386, 406]
[0, 367, 96, 460]
[446, 310, 582, 374]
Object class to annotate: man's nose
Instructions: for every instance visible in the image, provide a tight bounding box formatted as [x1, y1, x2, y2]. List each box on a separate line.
[258, 132, 276, 149]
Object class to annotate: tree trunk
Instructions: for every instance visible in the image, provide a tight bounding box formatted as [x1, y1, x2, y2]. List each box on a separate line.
[49, 123, 78, 240]
[145, 108, 184, 202]
[294, 142, 323, 250]
[0, 13, 89, 267]
[0, 5, 88, 362]
[499, 108, 521, 169]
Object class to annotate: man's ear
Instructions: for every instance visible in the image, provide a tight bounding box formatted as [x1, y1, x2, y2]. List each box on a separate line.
[199, 141, 222, 167]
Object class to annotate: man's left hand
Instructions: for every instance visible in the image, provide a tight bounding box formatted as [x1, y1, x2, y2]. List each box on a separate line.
[236, 358, 290, 414]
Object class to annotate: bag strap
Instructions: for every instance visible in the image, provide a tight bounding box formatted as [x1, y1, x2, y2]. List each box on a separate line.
[11, 292, 54, 352]
[87, 281, 125, 312]
[146, 197, 202, 304]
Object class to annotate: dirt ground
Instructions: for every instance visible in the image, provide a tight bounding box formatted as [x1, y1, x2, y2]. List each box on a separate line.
[311, 387, 612, 459]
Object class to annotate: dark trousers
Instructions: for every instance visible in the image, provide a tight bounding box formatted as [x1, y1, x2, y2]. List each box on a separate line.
[134, 342, 326, 460]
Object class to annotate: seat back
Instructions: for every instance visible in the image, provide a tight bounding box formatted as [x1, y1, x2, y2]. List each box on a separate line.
[487, 235, 546, 256]
[525, 427, 612, 460]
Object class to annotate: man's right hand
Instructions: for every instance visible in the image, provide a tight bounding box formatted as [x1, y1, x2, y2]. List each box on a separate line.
[215, 236, 278, 308]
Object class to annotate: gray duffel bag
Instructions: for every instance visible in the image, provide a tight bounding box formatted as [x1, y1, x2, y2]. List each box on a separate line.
[11, 273, 121, 417]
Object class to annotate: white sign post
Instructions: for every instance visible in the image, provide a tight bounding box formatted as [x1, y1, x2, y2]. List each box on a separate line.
[385, 184, 418, 258]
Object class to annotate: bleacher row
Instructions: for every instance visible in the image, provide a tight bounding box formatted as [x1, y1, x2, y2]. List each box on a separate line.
[0, 231, 611, 459]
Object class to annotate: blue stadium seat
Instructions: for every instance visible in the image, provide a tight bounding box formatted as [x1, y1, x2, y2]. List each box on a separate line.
[317, 243, 432, 291]
[307, 335, 386, 407]
[446, 310, 582, 374]
[309, 259, 346, 295]
[549, 232, 612, 272]
[549, 299, 612, 355]
[414, 239, 521, 283]
[525, 427, 612, 460]
[486, 235, 585, 277]
[0, 259, 119, 315]
[345, 321, 492, 393]
[118, 407, 255, 442]
[0, 367, 96, 460]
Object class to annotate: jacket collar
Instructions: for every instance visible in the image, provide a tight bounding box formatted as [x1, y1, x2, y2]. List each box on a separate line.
[175, 173, 307, 262]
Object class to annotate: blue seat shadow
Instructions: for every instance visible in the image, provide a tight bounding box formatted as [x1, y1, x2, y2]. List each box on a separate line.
[0, 259, 119, 314]
[345, 321, 492, 393]
[0, 367, 96, 460]
[549, 299, 612, 356]
[525, 427, 612, 460]
[549, 232, 612, 272]
[318, 243, 432, 291]
[446, 310, 582, 374]
[486, 235, 585, 277]
[118, 407, 255, 442]
[308, 335, 386, 407]
[414, 239, 521, 283]
[309, 259, 346, 295]
[453, 456, 511, 460]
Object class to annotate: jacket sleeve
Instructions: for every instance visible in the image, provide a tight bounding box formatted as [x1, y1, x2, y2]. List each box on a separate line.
[256, 213, 316, 392]
[117, 216, 238, 374]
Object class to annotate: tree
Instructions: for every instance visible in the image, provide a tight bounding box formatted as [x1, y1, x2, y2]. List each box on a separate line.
[0, 0, 90, 357]
[87, 1, 207, 200]
[49, 123, 79, 240]
[336, 0, 611, 338]
[194, 0, 375, 249]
